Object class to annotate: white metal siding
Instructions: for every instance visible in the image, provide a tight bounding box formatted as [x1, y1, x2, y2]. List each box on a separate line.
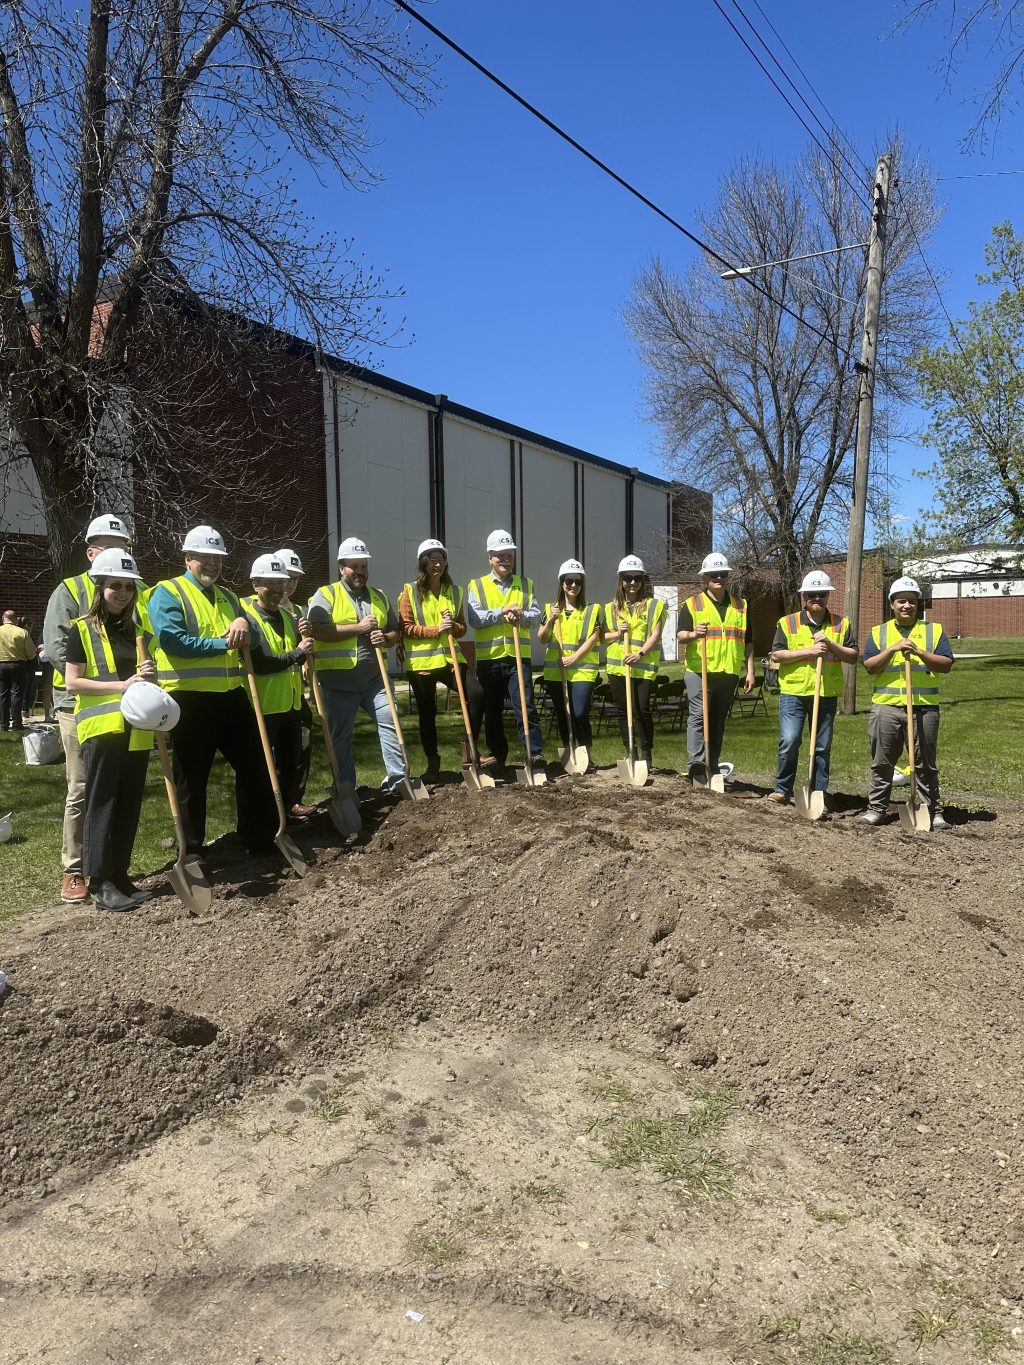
[440, 416, 512, 589]
[634, 483, 670, 575]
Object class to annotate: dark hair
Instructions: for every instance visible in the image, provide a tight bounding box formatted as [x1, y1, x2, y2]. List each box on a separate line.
[555, 577, 588, 612]
[415, 552, 454, 598]
[613, 572, 653, 612]
[84, 578, 138, 644]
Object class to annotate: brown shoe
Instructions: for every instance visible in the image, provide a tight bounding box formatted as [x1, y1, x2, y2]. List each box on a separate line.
[61, 872, 90, 903]
[288, 803, 317, 821]
[766, 791, 791, 805]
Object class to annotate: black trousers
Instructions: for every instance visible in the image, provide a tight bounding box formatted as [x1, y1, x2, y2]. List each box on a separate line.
[170, 689, 275, 855]
[265, 708, 304, 810]
[477, 659, 543, 764]
[409, 663, 484, 759]
[82, 731, 150, 886]
[608, 675, 654, 757]
[0, 660, 27, 729]
[544, 678, 595, 748]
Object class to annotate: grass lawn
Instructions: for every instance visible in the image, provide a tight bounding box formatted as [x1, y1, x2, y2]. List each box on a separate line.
[1, 640, 1020, 922]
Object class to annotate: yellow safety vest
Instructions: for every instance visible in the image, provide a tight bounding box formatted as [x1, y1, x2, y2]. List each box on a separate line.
[604, 597, 665, 680]
[870, 620, 943, 706]
[311, 581, 390, 671]
[542, 602, 602, 682]
[149, 575, 245, 694]
[241, 597, 302, 714]
[469, 575, 534, 662]
[71, 618, 152, 750]
[402, 583, 466, 671]
[683, 592, 747, 675]
[54, 573, 153, 687]
[776, 611, 849, 697]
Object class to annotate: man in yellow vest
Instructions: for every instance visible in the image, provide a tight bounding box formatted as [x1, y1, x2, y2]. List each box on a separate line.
[768, 570, 858, 805]
[466, 529, 544, 774]
[676, 551, 755, 784]
[42, 513, 133, 903]
[858, 576, 955, 831]
[149, 525, 276, 863]
[306, 536, 408, 795]
[242, 554, 315, 821]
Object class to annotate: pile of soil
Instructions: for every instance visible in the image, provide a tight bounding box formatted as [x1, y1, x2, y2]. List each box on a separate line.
[1, 775, 1021, 1288]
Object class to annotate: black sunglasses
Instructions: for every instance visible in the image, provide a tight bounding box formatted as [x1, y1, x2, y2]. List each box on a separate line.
[562, 577, 583, 587]
[706, 572, 728, 580]
[804, 592, 828, 601]
[621, 574, 643, 583]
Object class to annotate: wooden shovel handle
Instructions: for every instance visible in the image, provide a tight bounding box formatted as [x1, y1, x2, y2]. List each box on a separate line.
[903, 655, 918, 803]
[375, 645, 412, 769]
[447, 633, 478, 758]
[241, 644, 287, 821]
[700, 635, 712, 779]
[511, 624, 533, 775]
[806, 655, 823, 789]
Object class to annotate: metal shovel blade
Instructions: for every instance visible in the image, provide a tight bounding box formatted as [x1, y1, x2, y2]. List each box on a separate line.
[274, 829, 308, 876]
[795, 786, 825, 822]
[559, 742, 589, 775]
[899, 799, 931, 834]
[170, 859, 213, 915]
[397, 775, 431, 802]
[616, 754, 649, 788]
[462, 762, 495, 793]
[329, 782, 362, 835]
[516, 760, 548, 788]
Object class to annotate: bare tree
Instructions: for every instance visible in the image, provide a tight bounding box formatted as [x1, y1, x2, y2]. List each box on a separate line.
[0, 1, 433, 576]
[625, 144, 940, 604]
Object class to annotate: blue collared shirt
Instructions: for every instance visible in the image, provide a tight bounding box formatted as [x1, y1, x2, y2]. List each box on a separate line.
[466, 570, 541, 629]
[149, 571, 233, 658]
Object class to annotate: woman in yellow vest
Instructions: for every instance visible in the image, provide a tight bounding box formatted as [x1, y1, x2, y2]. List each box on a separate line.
[63, 549, 157, 912]
[768, 570, 858, 805]
[538, 558, 602, 756]
[398, 539, 483, 781]
[602, 554, 665, 767]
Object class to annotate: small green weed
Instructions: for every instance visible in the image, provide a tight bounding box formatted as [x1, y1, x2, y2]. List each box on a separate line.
[974, 1320, 1014, 1359]
[758, 1312, 802, 1343]
[907, 1305, 955, 1346]
[810, 1326, 894, 1363]
[807, 1205, 855, 1226]
[579, 1066, 639, 1106]
[513, 1182, 567, 1206]
[310, 1086, 350, 1123]
[406, 1230, 464, 1267]
[363, 1103, 395, 1135]
[685, 1085, 741, 1137]
[588, 1112, 734, 1198]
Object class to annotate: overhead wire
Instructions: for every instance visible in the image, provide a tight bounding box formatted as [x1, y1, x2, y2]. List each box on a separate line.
[391, 0, 850, 357]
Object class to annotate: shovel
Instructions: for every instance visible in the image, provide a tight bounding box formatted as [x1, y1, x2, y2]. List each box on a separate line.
[375, 647, 429, 801]
[700, 636, 726, 794]
[447, 633, 494, 793]
[242, 645, 307, 875]
[306, 655, 362, 835]
[615, 648, 648, 787]
[511, 623, 547, 787]
[555, 621, 589, 775]
[899, 655, 932, 834]
[795, 655, 825, 822]
[154, 733, 213, 915]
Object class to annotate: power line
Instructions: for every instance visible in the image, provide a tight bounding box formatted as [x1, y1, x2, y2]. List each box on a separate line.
[391, 0, 850, 357]
[937, 167, 1024, 180]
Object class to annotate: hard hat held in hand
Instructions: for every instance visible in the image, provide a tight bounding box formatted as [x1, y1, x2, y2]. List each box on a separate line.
[120, 680, 180, 732]
[417, 538, 447, 560]
[699, 552, 731, 575]
[0, 812, 12, 844]
[486, 529, 516, 554]
[250, 554, 290, 581]
[558, 559, 585, 577]
[889, 575, 921, 599]
[183, 525, 228, 556]
[337, 536, 371, 560]
[89, 549, 143, 581]
[86, 513, 132, 544]
[799, 570, 834, 594]
[618, 554, 645, 574]
[276, 548, 305, 575]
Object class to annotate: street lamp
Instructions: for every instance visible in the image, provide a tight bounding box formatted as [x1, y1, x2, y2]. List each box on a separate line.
[719, 242, 869, 280]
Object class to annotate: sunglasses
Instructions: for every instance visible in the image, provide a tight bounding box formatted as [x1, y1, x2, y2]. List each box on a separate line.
[804, 593, 828, 601]
[562, 578, 583, 587]
[706, 572, 728, 580]
[621, 574, 643, 583]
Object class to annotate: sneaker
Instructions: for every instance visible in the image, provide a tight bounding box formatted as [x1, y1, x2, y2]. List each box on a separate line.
[61, 872, 90, 903]
[766, 791, 791, 805]
[856, 810, 885, 828]
[930, 812, 953, 833]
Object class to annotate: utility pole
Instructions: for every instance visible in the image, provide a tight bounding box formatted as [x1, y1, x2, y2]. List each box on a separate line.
[841, 153, 891, 715]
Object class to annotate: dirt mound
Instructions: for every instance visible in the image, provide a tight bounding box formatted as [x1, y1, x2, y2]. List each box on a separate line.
[1, 776, 1021, 1291]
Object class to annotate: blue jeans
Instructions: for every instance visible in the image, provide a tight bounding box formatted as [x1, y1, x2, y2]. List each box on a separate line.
[322, 681, 407, 790]
[477, 659, 544, 763]
[776, 693, 837, 794]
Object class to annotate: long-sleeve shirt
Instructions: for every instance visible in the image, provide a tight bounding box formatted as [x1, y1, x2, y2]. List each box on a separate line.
[397, 585, 468, 638]
[465, 571, 541, 630]
[0, 623, 35, 663]
[43, 581, 81, 712]
[245, 602, 307, 675]
[148, 572, 241, 658]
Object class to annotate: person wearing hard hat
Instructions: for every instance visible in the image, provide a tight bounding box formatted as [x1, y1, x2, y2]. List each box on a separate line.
[399, 539, 483, 781]
[677, 552, 755, 784]
[148, 525, 276, 862]
[274, 548, 315, 811]
[307, 536, 408, 795]
[63, 550, 158, 911]
[602, 555, 666, 768]
[466, 530, 544, 774]
[538, 560, 602, 755]
[857, 576, 955, 831]
[768, 570, 858, 806]
[43, 513, 134, 903]
[241, 555, 316, 821]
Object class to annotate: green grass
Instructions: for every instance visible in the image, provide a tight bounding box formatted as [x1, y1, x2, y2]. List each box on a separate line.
[1, 640, 1020, 921]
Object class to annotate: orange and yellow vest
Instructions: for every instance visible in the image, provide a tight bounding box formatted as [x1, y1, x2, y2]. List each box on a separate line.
[683, 592, 747, 676]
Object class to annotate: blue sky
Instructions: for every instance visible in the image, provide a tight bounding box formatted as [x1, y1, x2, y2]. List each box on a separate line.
[300, 0, 1021, 538]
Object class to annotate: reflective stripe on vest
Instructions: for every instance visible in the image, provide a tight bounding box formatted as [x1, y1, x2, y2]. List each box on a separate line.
[870, 620, 942, 705]
[403, 583, 466, 671]
[543, 602, 602, 682]
[52, 573, 96, 689]
[471, 576, 533, 661]
[604, 597, 665, 679]
[72, 618, 153, 750]
[777, 611, 849, 698]
[683, 592, 747, 675]
[312, 582, 390, 670]
[241, 598, 302, 714]
[149, 576, 245, 693]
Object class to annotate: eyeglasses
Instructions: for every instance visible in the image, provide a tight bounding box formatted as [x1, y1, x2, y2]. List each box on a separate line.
[424, 557, 446, 567]
[562, 578, 583, 587]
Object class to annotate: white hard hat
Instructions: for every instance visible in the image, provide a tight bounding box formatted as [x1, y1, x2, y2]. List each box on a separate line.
[889, 575, 921, 599]
[86, 513, 131, 544]
[250, 554, 291, 581]
[120, 680, 180, 733]
[0, 811, 12, 844]
[417, 538, 447, 559]
[276, 548, 304, 575]
[799, 570, 834, 594]
[486, 529, 517, 554]
[700, 552, 732, 575]
[618, 554, 645, 574]
[183, 525, 228, 556]
[88, 548, 143, 581]
[337, 536, 371, 561]
[558, 559, 585, 577]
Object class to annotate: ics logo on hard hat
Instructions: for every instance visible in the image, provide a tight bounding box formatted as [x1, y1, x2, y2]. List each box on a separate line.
[121, 557, 133, 571]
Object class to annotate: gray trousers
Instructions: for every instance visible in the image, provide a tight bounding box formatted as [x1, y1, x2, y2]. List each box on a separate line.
[684, 671, 739, 775]
[867, 703, 942, 814]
